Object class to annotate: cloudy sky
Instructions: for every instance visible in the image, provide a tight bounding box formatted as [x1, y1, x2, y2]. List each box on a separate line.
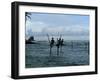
[25, 12, 89, 40]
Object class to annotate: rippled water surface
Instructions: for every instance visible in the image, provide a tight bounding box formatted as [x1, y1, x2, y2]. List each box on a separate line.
[25, 40, 89, 68]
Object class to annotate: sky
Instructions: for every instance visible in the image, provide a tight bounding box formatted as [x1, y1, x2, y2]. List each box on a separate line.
[25, 12, 89, 40]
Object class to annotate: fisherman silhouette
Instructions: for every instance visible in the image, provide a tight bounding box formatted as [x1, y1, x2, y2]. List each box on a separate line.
[56, 38, 61, 56]
[60, 38, 64, 52]
[56, 37, 64, 55]
[61, 39, 64, 46]
[50, 37, 55, 47]
[49, 37, 55, 55]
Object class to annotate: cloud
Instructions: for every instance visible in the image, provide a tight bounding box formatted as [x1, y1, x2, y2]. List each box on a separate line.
[67, 25, 88, 33]
[42, 26, 65, 33]
[26, 21, 47, 36]
[41, 25, 89, 36]
[26, 21, 89, 37]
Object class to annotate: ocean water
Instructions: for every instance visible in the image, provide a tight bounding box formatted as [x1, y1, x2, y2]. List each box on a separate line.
[25, 40, 89, 68]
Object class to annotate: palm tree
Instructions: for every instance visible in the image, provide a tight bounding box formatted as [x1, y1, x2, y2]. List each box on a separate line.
[25, 12, 31, 21]
[25, 12, 32, 41]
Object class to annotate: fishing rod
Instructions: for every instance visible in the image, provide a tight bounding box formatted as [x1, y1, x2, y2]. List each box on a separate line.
[46, 34, 50, 44]
[60, 34, 62, 39]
